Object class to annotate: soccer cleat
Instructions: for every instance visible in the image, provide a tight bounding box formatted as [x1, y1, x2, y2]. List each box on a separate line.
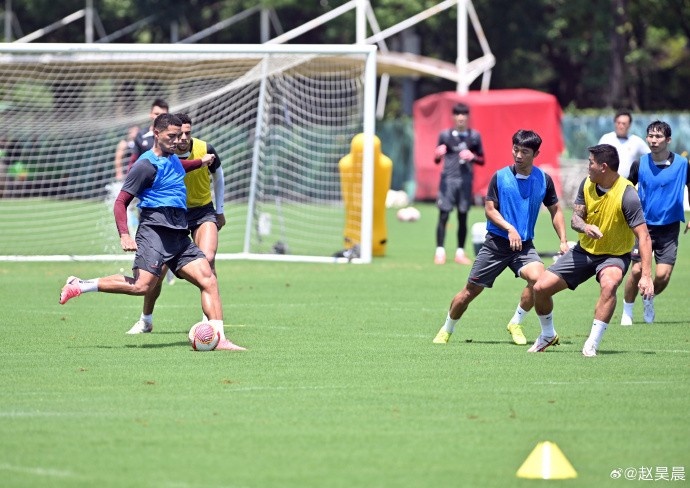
[620, 313, 633, 326]
[215, 338, 247, 351]
[432, 328, 451, 344]
[506, 322, 527, 345]
[454, 254, 472, 265]
[582, 340, 597, 357]
[126, 319, 153, 335]
[527, 334, 560, 353]
[643, 298, 655, 323]
[59, 276, 82, 305]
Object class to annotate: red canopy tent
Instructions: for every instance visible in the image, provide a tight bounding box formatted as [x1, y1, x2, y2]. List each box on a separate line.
[413, 89, 564, 202]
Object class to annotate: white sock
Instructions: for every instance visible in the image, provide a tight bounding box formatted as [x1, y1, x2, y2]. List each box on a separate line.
[140, 313, 152, 324]
[537, 313, 556, 337]
[202, 313, 209, 322]
[435, 247, 445, 257]
[78, 278, 99, 293]
[588, 319, 608, 348]
[442, 313, 459, 334]
[510, 305, 528, 325]
[209, 319, 225, 340]
[623, 301, 634, 317]
[455, 248, 466, 258]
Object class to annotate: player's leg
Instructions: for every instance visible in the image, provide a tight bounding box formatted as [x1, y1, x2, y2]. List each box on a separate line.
[192, 220, 219, 273]
[529, 270, 568, 352]
[506, 259, 545, 345]
[582, 261, 626, 356]
[60, 268, 159, 304]
[621, 239, 642, 325]
[434, 176, 453, 264]
[127, 270, 165, 334]
[454, 180, 472, 264]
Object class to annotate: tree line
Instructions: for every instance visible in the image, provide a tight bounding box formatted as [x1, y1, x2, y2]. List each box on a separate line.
[5, 0, 689, 112]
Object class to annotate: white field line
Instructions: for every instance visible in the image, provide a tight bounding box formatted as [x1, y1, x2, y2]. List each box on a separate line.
[0, 462, 80, 479]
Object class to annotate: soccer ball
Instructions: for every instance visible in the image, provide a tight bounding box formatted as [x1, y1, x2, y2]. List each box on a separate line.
[396, 206, 421, 222]
[188, 322, 220, 351]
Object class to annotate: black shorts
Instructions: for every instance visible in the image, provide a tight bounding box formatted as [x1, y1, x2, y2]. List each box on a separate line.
[437, 175, 472, 213]
[133, 224, 206, 277]
[631, 222, 680, 265]
[467, 234, 542, 288]
[547, 244, 630, 290]
[187, 203, 217, 233]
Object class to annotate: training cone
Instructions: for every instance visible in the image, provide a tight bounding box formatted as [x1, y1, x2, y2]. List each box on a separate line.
[516, 441, 577, 479]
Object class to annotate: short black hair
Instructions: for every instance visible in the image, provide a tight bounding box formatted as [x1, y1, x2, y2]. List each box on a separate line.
[152, 98, 169, 111]
[646, 120, 671, 138]
[588, 144, 620, 172]
[512, 130, 542, 152]
[452, 103, 470, 115]
[175, 113, 192, 125]
[614, 110, 632, 122]
[153, 113, 181, 131]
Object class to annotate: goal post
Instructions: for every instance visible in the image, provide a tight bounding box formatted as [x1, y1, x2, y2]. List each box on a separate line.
[0, 43, 377, 263]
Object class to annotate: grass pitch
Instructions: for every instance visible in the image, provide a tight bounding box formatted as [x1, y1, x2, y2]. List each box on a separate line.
[0, 203, 688, 487]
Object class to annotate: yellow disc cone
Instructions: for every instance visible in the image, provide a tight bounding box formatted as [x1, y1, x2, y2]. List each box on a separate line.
[516, 441, 578, 479]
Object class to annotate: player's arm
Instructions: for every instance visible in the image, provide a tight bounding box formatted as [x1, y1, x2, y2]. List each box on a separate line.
[180, 153, 214, 172]
[115, 161, 156, 251]
[114, 140, 127, 181]
[570, 178, 602, 238]
[434, 133, 446, 163]
[484, 173, 521, 250]
[207, 144, 226, 228]
[543, 175, 569, 253]
[467, 133, 485, 166]
[632, 221, 653, 299]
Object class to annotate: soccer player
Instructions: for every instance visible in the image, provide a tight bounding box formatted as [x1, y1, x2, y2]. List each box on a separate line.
[432, 130, 568, 346]
[530, 144, 653, 357]
[433, 102, 485, 265]
[129, 98, 176, 285]
[620, 121, 690, 325]
[597, 110, 650, 179]
[59, 113, 245, 351]
[127, 113, 226, 334]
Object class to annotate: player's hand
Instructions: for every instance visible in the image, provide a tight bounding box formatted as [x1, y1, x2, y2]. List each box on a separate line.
[558, 241, 571, 255]
[638, 275, 654, 301]
[584, 224, 603, 239]
[684, 221, 690, 234]
[434, 145, 447, 159]
[507, 227, 522, 251]
[201, 154, 215, 166]
[120, 234, 137, 252]
[216, 213, 226, 230]
[459, 148, 475, 162]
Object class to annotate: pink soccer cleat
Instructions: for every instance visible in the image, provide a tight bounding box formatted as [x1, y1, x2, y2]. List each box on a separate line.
[215, 338, 247, 351]
[59, 276, 82, 305]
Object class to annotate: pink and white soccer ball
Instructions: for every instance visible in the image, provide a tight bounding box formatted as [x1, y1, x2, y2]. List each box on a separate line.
[396, 206, 421, 222]
[188, 322, 220, 351]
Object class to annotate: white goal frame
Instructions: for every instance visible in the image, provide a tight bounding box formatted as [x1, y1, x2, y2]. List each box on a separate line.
[0, 43, 377, 264]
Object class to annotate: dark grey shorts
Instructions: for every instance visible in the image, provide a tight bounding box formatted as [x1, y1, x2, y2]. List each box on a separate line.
[437, 175, 472, 213]
[133, 224, 206, 277]
[631, 223, 680, 265]
[547, 244, 630, 290]
[467, 234, 543, 288]
[187, 203, 217, 233]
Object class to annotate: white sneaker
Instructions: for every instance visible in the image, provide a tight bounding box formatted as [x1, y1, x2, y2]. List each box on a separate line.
[126, 319, 153, 334]
[620, 313, 633, 326]
[527, 334, 560, 353]
[582, 340, 597, 357]
[643, 298, 655, 323]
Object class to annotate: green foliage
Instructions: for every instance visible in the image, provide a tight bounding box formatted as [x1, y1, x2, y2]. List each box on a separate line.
[0, 204, 689, 487]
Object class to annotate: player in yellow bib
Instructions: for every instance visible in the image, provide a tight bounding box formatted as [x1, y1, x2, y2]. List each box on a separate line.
[127, 113, 226, 335]
[530, 144, 654, 357]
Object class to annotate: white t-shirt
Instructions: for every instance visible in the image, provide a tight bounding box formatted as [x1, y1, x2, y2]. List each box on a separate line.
[598, 131, 650, 178]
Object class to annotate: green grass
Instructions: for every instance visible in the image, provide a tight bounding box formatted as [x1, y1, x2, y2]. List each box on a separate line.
[1, 203, 688, 487]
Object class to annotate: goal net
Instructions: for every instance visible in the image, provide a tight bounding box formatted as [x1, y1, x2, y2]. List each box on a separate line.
[0, 43, 377, 263]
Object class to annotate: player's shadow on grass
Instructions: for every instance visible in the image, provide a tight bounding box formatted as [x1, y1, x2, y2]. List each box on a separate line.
[123, 342, 189, 349]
